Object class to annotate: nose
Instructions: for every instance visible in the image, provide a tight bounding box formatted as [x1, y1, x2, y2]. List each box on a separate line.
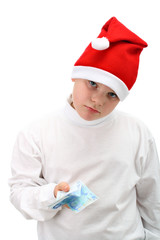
[91, 92, 106, 106]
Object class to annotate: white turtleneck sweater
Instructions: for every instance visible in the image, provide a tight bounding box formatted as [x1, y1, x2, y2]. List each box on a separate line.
[9, 97, 160, 240]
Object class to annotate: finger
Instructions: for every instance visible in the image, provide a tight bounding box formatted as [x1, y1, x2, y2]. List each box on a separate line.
[63, 204, 70, 209]
[58, 182, 70, 192]
[54, 182, 70, 197]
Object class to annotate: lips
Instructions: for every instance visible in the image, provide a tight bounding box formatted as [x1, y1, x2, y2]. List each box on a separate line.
[85, 105, 100, 113]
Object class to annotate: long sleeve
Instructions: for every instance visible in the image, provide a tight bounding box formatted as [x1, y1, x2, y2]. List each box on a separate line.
[136, 138, 160, 239]
[9, 125, 61, 221]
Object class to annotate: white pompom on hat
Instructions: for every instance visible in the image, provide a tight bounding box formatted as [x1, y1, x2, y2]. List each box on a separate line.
[91, 37, 110, 50]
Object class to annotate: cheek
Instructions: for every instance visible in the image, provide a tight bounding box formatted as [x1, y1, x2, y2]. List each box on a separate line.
[103, 101, 119, 113]
[109, 101, 119, 111]
[72, 89, 82, 107]
[72, 85, 87, 105]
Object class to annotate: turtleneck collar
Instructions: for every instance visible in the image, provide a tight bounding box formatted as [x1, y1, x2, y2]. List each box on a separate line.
[62, 95, 117, 127]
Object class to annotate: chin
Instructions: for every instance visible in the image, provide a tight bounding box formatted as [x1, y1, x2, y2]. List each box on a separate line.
[79, 113, 100, 121]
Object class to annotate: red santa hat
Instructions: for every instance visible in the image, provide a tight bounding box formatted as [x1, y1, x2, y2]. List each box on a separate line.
[71, 17, 148, 101]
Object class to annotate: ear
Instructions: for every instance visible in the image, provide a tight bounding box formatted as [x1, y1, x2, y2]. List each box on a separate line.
[71, 78, 76, 82]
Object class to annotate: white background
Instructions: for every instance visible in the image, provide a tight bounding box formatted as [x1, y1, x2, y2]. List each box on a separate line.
[0, 0, 160, 239]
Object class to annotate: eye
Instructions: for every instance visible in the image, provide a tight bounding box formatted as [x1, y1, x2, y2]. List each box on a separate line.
[89, 81, 97, 88]
[108, 92, 118, 99]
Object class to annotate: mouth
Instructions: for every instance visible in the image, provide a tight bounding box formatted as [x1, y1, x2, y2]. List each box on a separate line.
[84, 105, 100, 113]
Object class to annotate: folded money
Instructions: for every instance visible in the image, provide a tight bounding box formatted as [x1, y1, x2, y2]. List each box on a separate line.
[48, 180, 99, 213]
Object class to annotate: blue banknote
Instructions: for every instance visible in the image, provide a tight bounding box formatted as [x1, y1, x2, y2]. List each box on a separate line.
[49, 180, 99, 213]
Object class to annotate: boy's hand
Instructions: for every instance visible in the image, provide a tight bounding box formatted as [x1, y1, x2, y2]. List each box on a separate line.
[54, 181, 70, 197]
[54, 182, 70, 209]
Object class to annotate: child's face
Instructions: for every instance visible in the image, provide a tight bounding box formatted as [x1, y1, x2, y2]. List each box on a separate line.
[71, 78, 120, 121]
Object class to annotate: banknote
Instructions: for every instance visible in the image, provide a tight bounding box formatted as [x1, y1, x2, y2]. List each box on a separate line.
[48, 180, 99, 213]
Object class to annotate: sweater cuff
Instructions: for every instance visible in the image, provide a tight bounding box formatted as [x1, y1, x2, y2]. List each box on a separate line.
[39, 183, 57, 208]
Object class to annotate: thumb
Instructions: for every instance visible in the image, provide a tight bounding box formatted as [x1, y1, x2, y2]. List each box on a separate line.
[54, 182, 70, 198]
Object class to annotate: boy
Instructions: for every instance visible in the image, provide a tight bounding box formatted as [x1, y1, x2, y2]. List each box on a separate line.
[9, 17, 160, 239]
